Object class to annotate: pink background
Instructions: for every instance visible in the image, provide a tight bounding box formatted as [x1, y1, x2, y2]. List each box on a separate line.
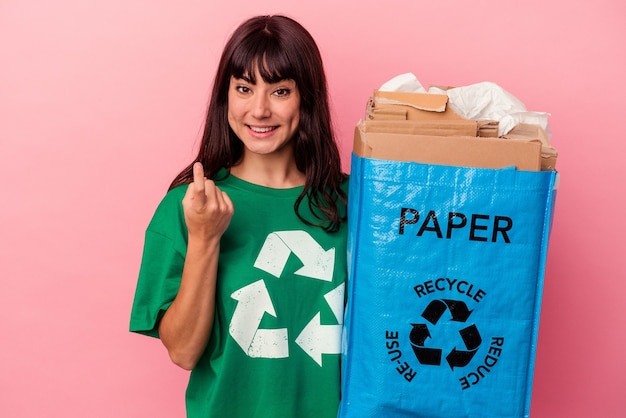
[1, 0, 624, 417]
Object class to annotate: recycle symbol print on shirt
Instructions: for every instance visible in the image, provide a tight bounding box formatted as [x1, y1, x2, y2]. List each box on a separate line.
[228, 230, 344, 366]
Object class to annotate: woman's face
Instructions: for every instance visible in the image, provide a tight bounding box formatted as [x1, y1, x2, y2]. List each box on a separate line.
[227, 68, 300, 158]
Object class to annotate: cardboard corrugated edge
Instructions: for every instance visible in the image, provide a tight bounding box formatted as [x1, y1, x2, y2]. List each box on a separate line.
[354, 120, 543, 171]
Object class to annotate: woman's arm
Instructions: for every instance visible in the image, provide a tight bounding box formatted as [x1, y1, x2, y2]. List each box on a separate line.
[158, 162, 234, 370]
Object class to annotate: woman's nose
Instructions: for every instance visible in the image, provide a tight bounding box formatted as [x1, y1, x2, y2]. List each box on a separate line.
[251, 94, 271, 119]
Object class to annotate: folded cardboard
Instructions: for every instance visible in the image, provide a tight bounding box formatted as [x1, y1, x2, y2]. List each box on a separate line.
[354, 120, 543, 171]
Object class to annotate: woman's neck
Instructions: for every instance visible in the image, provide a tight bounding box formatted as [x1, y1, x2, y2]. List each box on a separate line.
[230, 152, 305, 188]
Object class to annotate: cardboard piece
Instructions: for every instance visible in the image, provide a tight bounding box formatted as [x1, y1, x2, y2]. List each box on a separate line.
[355, 120, 543, 171]
[367, 90, 465, 121]
[477, 120, 499, 137]
[503, 123, 558, 171]
[360, 119, 478, 137]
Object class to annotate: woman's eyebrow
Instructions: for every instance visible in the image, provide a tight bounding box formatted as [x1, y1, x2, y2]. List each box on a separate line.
[233, 74, 254, 83]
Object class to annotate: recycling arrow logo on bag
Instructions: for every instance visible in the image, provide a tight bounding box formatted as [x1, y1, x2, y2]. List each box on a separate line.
[410, 299, 482, 369]
[228, 230, 343, 366]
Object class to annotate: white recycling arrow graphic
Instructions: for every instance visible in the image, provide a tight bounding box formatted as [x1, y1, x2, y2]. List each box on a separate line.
[229, 279, 289, 358]
[253, 231, 335, 282]
[295, 283, 345, 366]
[229, 230, 342, 364]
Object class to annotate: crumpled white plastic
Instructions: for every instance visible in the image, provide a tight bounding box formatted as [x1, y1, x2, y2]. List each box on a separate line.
[379, 73, 551, 137]
[379, 72, 428, 94]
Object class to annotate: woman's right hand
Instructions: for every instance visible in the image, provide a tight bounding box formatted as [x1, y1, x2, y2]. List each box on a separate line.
[182, 162, 234, 241]
[159, 162, 234, 370]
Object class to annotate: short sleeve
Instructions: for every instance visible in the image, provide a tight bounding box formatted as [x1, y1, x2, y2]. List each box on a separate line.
[129, 187, 188, 338]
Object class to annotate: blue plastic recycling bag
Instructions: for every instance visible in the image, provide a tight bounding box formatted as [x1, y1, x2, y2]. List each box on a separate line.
[339, 154, 558, 418]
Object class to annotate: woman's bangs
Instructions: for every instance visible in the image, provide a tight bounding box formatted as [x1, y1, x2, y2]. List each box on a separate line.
[230, 40, 294, 84]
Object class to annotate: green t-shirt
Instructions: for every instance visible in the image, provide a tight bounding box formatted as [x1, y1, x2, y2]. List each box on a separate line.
[130, 172, 348, 418]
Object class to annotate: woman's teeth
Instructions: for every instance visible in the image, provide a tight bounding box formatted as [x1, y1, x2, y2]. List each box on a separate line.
[250, 126, 275, 133]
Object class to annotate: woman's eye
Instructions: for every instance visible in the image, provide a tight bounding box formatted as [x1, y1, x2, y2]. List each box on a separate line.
[274, 88, 291, 97]
[236, 85, 251, 94]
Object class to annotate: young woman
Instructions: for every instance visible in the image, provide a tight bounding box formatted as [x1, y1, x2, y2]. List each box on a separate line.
[130, 15, 348, 418]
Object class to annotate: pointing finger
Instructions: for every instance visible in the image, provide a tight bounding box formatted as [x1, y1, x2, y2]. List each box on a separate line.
[193, 162, 206, 192]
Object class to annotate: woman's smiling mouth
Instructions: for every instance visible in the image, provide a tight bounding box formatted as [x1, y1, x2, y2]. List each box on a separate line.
[248, 125, 277, 134]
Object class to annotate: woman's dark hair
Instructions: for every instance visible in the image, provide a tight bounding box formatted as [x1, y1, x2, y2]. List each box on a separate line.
[169, 15, 347, 232]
